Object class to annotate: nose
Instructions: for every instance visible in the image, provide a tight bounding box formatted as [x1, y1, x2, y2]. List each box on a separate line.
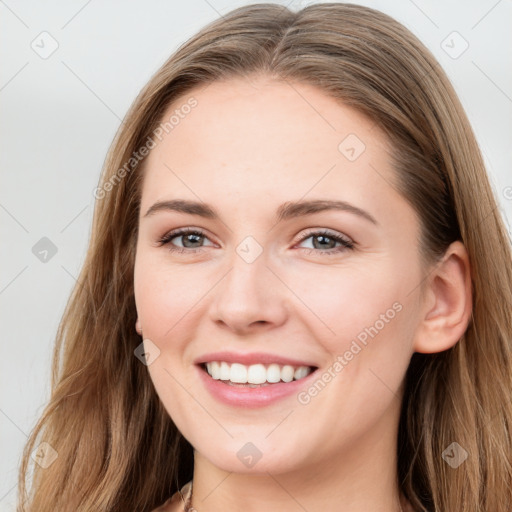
[209, 251, 289, 335]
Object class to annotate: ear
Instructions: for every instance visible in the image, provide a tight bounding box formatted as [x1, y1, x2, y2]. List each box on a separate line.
[413, 240, 472, 354]
[135, 318, 142, 336]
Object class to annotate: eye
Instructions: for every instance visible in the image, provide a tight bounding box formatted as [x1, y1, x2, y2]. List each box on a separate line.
[294, 229, 355, 255]
[156, 227, 355, 256]
[157, 228, 215, 254]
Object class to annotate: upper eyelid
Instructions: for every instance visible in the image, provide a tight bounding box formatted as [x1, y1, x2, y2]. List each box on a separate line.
[293, 228, 353, 244]
[159, 227, 212, 244]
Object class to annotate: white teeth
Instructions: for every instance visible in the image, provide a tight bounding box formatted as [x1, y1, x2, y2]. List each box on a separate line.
[267, 363, 281, 383]
[247, 364, 267, 384]
[230, 363, 247, 383]
[294, 366, 310, 380]
[219, 361, 230, 380]
[281, 365, 294, 383]
[204, 361, 313, 384]
[210, 361, 220, 380]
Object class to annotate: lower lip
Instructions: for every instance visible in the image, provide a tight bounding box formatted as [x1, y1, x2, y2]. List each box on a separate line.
[196, 365, 318, 408]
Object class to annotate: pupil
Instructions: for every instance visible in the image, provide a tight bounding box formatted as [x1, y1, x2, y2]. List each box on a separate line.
[184, 234, 202, 248]
[314, 235, 334, 249]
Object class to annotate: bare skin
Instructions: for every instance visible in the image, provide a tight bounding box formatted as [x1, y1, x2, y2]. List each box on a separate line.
[134, 75, 472, 512]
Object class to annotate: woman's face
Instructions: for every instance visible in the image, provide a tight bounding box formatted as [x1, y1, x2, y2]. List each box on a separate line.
[134, 75, 425, 475]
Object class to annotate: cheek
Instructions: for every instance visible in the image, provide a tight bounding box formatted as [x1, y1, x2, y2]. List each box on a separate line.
[290, 271, 414, 445]
[134, 257, 203, 429]
[288, 258, 418, 406]
[134, 254, 208, 339]
[287, 261, 404, 349]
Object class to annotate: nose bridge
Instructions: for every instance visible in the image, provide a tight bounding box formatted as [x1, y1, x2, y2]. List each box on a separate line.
[210, 240, 287, 331]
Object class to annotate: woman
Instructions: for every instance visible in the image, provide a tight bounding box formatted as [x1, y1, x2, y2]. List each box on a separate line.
[18, 3, 512, 511]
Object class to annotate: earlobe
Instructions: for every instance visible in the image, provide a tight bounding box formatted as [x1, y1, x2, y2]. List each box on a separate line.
[135, 319, 142, 336]
[413, 241, 472, 354]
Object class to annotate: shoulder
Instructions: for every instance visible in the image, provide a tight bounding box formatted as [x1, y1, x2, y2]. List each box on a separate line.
[151, 481, 192, 512]
[150, 494, 181, 512]
[402, 496, 418, 512]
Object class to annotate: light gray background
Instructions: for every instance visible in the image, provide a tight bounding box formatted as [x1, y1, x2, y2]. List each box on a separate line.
[1, 0, 511, 509]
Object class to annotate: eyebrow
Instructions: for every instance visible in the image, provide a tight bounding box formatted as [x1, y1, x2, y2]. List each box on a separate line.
[143, 198, 378, 226]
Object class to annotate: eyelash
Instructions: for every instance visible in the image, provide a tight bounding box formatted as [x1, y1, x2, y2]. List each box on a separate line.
[156, 228, 355, 256]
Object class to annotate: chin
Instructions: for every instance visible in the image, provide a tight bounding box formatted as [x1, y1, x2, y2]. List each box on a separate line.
[195, 439, 305, 475]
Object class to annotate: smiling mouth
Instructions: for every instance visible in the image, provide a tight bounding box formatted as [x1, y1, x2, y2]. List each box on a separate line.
[200, 361, 318, 387]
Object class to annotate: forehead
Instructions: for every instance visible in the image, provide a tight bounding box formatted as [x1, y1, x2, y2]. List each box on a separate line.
[139, 76, 406, 228]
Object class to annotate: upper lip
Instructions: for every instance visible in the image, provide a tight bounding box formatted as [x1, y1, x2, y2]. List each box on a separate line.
[194, 351, 318, 368]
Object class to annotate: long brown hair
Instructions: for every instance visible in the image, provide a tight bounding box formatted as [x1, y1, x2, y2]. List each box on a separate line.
[18, 3, 512, 510]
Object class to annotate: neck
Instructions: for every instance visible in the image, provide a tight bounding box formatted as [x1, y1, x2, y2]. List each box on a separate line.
[188, 399, 406, 512]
